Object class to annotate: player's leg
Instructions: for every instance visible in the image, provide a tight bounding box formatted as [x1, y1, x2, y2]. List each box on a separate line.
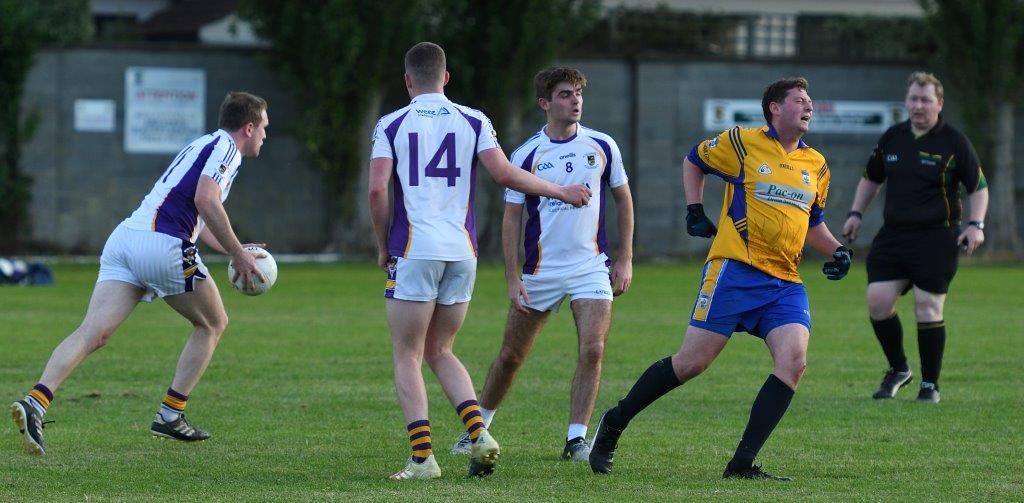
[590, 326, 728, 474]
[386, 297, 441, 479]
[865, 228, 915, 397]
[912, 287, 946, 402]
[479, 307, 550, 420]
[866, 280, 914, 398]
[451, 295, 549, 455]
[425, 258, 498, 477]
[154, 276, 229, 441]
[11, 280, 144, 455]
[723, 322, 806, 481]
[563, 298, 611, 460]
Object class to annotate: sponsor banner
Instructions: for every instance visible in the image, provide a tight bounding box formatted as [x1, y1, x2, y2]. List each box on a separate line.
[703, 99, 907, 134]
[124, 67, 205, 153]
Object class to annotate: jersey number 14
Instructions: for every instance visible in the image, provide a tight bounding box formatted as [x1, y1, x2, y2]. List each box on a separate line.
[408, 132, 462, 187]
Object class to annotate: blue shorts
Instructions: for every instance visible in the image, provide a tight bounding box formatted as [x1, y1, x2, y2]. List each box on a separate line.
[689, 259, 810, 338]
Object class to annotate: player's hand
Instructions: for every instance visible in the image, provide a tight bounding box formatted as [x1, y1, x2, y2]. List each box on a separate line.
[377, 250, 391, 271]
[231, 248, 267, 291]
[685, 204, 717, 238]
[822, 246, 853, 280]
[612, 259, 632, 296]
[842, 216, 861, 242]
[507, 276, 530, 313]
[559, 184, 592, 208]
[956, 225, 984, 255]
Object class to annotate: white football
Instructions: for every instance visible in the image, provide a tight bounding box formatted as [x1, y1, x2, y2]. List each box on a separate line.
[227, 246, 277, 296]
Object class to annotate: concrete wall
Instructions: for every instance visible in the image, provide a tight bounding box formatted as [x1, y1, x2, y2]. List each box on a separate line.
[20, 48, 1024, 256]
[22, 47, 328, 253]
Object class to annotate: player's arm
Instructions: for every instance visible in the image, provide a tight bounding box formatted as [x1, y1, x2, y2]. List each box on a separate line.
[502, 202, 530, 312]
[807, 222, 852, 280]
[682, 157, 716, 237]
[197, 227, 228, 255]
[842, 178, 882, 242]
[478, 148, 591, 207]
[368, 157, 394, 270]
[958, 186, 989, 254]
[611, 184, 634, 296]
[195, 175, 265, 288]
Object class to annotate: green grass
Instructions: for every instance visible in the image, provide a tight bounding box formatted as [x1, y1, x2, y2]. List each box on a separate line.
[1, 261, 1022, 502]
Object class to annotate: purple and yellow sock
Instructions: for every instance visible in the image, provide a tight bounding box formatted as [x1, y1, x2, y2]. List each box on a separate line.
[159, 388, 188, 421]
[456, 399, 485, 443]
[407, 419, 432, 463]
[25, 383, 53, 416]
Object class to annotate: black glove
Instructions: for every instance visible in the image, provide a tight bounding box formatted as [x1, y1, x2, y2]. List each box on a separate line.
[823, 246, 853, 280]
[685, 204, 717, 238]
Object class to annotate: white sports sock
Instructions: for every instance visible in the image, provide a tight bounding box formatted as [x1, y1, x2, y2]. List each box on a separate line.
[567, 423, 588, 441]
[158, 404, 182, 422]
[480, 407, 496, 428]
[25, 396, 47, 416]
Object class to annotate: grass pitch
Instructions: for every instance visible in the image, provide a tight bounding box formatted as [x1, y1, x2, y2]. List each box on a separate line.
[1, 261, 1022, 502]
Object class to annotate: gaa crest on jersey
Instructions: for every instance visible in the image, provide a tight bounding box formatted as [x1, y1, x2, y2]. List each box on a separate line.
[218, 164, 227, 174]
[757, 163, 772, 175]
[586, 153, 597, 168]
[801, 170, 811, 186]
[708, 137, 719, 149]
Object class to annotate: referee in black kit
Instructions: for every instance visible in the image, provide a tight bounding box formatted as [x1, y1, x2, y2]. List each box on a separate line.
[842, 71, 988, 403]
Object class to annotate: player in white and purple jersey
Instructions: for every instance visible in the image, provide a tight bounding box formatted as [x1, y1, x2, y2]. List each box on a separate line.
[450, 67, 634, 461]
[368, 43, 591, 481]
[11, 92, 270, 456]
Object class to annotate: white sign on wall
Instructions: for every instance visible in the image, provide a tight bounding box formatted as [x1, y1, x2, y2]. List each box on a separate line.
[74, 99, 116, 132]
[124, 67, 206, 153]
[703, 99, 907, 134]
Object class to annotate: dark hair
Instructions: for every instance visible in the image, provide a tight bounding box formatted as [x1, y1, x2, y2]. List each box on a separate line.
[761, 77, 809, 123]
[218, 91, 267, 131]
[405, 42, 446, 87]
[534, 67, 588, 100]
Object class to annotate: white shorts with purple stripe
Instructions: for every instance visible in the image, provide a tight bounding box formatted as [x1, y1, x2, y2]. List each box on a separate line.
[98, 224, 209, 303]
[385, 257, 476, 305]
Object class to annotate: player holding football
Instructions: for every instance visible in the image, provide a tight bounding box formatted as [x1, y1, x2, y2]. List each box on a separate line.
[450, 67, 633, 461]
[11, 92, 270, 455]
[368, 42, 591, 480]
[589, 78, 851, 480]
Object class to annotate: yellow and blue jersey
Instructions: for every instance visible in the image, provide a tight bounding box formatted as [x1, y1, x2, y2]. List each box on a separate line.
[686, 125, 830, 283]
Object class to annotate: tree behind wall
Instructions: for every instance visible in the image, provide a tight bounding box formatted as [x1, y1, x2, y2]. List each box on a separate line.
[921, 0, 1024, 256]
[0, 0, 90, 253]
[241, 0, 599, 255]
[434, 0, 601, 255]
[240, 0, 428, 251]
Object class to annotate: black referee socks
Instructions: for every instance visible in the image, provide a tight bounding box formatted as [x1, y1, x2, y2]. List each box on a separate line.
[872, 314, 910, 372]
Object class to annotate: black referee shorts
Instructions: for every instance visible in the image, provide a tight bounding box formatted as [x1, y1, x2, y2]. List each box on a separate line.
[866, 225, 959, 294]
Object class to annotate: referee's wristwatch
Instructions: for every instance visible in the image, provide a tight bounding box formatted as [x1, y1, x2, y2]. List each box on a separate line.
[968, 220, 985, 230]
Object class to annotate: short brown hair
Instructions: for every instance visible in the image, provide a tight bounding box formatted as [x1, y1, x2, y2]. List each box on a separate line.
[405, 42, 446, 87]
[762, 77, 809, 123]
[218, 91, 266, 131]
[907, 71, 944, 101]
[534, 67, 588, 100]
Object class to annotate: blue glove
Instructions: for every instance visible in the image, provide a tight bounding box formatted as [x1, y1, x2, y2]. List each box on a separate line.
[686, 204, 717, 238]
[823, 246, 852, 280]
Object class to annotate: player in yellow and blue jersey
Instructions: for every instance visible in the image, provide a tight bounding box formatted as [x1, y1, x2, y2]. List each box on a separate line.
[589, 78, 851, 481]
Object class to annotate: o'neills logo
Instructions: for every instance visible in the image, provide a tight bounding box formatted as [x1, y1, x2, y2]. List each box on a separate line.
[754, 182, 812, 210]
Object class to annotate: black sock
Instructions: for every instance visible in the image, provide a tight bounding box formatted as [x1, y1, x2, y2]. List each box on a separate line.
[871, 314, 909, 372]
[917, 321, 945, 387]
[605, 357, 681, 430]
[728, 374, 795, 471]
